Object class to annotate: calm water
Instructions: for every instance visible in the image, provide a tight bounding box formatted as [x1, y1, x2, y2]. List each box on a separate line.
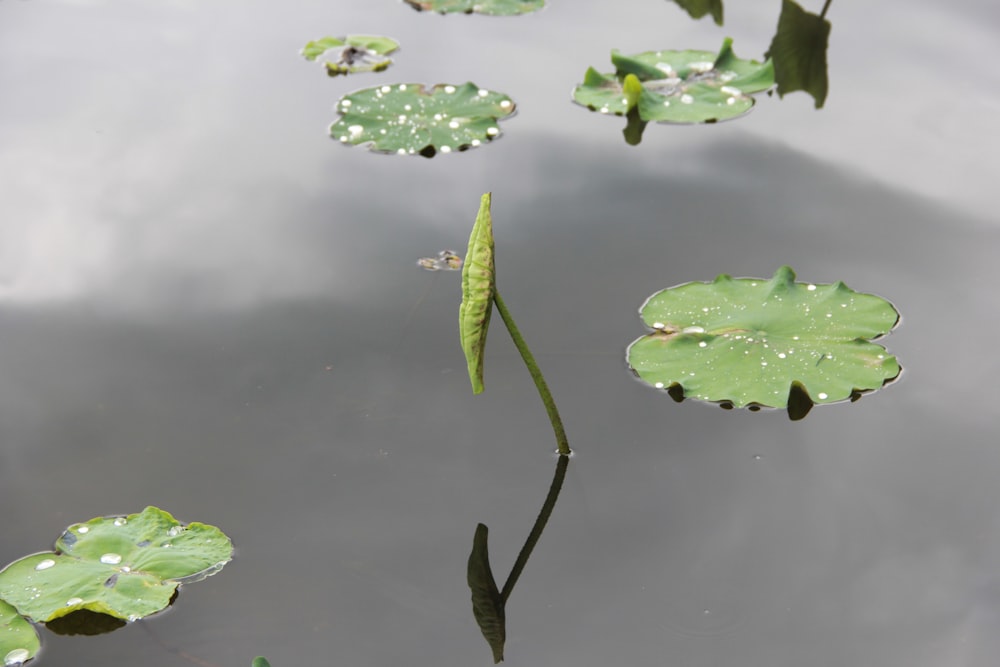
[2, 1, 999, 666]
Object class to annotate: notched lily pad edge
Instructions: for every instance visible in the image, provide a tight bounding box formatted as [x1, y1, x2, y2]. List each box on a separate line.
[626, 364, 903, 421]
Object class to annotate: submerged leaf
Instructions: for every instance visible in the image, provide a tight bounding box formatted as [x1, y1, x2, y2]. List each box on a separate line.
[459, 194, 496, 394]
[331, 82, 516, 157]
[0, 507, 233, 623]
[573, 38, 773, 124]
[626, 267, 901, 419]
[404, 0, 544, 15]
[766, 0, 830, 108]
[467, 524, 505, 663]
[300, 35, 400, 76]
[1, 600, 40, 666]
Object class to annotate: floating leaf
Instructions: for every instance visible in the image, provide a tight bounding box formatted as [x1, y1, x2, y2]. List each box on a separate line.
[766, 0, 830, 108]
[459, 194, 495, 394]
[331, 82, 515, 157]
[1, 601, 39, 666]
[404, 0, 544, 16]
[626, 267, 901, 420]
[0, 507, 233, 623]
[467, 524, 505, 663]
[301, 35, 400, 76]
[671, 0, 723, 25]
[573, 38, 774, 124]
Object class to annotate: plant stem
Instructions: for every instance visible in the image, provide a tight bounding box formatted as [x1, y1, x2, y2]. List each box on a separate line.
[492, 290, 571, 456]
[500, 453, 570, 602]
[820, 0, 832, 19]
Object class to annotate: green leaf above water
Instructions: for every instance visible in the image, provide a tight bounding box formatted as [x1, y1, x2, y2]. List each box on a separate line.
[404, 0, 544, 15]
[459, 193, 496, 394]
[573, 38, 773, 124]
[0, 507, 233, 624]
[1, 600, 39, 666]
[300, 35, 400, 76]
[626, 266, 901, 420]
[331, 82, 516, 157]
[766, 0, 831, 108]
[670, 0, 724, 25]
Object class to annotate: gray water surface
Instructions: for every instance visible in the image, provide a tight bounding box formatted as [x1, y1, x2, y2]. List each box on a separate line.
[1, 2, 998, 666]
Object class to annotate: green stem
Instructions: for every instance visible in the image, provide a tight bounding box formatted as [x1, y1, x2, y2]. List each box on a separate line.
[819, 0, 832, 18]
[500, 453, 570, 602]
[492, 290, 571, 456]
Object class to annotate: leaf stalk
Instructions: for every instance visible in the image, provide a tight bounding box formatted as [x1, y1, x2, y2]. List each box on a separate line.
[492, 290, 571, 457]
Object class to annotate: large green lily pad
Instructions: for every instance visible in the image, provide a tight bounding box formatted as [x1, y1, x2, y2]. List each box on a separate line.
[300, 35, 400, 77]
[459, 193, 496, 394]
[331, 82, 516, 157]
[626, 267, 901, 420]
[573, 38, 774, 124]
[0, 507, 233, 623]
[1, 601, 39, 666]
[404, 0, 544, 15]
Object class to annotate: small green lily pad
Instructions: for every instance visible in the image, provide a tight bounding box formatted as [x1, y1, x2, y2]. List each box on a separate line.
[404, 0, 544, 16]
[626, 267, 901, 420]
[459, 194, 496, 394]
[331, 82, 516, 157]
[573, 38, 774, 124]
[1, 600, 39, 666]
[0, 507, 233, 624]
[301, 35, 400, 76]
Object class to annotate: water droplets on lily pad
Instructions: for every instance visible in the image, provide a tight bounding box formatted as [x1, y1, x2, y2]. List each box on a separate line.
[626, 266, 901, 420]
[1, 601, 39, 667]
[0, 507, 233, 627]
[300, 35, 400, 76]
[404, 0, 545, 16]
[573, 38, 774, 125]
[331, 82, 516, 157]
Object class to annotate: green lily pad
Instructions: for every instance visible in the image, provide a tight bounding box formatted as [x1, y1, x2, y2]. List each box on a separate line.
[467, 524, 505, 663]
[1, 600, 39, 666]
[330, 82, 516, 157]
[573, 38, 774, 124]
[766, 0, 830, 108]
[0, 507, 233, 623]
[403, 0, 544, 16]
[671, 0, 724, 25]
[459, 193, 496, 394]
[301, 35, 400, 76]
[626, 267, 901, 420]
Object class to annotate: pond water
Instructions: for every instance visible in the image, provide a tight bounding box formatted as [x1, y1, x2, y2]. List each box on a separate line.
[1, 1, 999, 666]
